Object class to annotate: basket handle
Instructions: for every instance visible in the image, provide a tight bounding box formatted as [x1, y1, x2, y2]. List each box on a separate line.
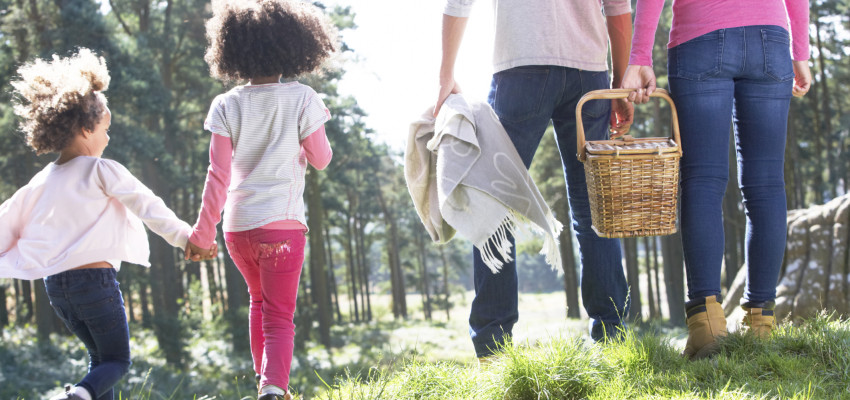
[575, 88, 681, 162]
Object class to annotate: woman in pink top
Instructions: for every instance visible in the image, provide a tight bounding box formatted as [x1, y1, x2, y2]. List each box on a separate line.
[622, 0, 813, 360]
[186, 1, 336, 399]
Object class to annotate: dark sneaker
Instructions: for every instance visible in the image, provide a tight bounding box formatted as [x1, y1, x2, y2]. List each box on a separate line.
[590, 321, 626, 343]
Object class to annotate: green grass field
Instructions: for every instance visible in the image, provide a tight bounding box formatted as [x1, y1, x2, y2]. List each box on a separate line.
[316, 312, 850, 400]
[2, 292, 848, 399]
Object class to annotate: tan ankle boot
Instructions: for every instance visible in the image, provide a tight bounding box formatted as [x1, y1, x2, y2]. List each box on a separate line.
[682, 295, 727, 360]
[741, 301, 775, 338]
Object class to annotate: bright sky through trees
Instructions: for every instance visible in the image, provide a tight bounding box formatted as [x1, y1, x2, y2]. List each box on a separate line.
[330, 0, 494, 151]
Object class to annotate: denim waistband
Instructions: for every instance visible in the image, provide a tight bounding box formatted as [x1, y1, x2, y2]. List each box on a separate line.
[44, 268, 117, 287]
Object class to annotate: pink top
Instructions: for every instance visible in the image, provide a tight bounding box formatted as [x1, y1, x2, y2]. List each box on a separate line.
[629, 0, 810, 66]
[189, 126, 332, 248]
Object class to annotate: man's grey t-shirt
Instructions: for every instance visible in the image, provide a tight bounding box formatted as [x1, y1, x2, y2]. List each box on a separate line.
[444, 0, 631, 73]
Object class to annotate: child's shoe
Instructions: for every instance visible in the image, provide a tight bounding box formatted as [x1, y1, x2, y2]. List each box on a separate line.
[48, 385, 89, 400]
[258, 384, 291, 400]
[257, 393, 292, 400]
[682, 295, 727, 360]
[741, 300, 775, 338]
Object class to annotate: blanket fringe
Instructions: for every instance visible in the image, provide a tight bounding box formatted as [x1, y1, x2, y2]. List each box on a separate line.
[540, 211, 564, 272]
[477, 211, 564, 274]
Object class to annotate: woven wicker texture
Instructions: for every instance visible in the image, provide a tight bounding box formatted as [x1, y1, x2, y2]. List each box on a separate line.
[576, 89, 682, 238]
[586, 138, 677, 154]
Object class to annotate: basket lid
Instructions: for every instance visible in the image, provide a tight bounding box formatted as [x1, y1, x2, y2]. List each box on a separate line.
[585, 136, 678, 155]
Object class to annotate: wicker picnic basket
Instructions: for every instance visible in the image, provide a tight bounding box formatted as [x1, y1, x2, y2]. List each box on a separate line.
[576, 88, 682, 238]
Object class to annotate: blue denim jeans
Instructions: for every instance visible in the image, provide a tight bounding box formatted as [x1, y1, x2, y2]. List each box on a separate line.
[469, 66, 629, 357]
[45, 268, 131, 400]
[668, 25, 793, 303]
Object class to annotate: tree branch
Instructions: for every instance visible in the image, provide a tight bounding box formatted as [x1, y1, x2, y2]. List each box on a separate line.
[108, 0, 133, 36]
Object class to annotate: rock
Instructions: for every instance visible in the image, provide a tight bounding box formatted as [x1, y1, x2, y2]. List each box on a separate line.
[727, 193, 850, 321]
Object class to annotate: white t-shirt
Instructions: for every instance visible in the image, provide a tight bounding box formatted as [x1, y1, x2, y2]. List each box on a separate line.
[444, 0, 632, 73]
[204, 81, 331, 232]
[0, 156, 191, 280]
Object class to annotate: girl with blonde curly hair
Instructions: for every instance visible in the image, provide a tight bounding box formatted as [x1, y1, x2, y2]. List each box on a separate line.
[187, 1, 337, 399]
[0, 48, 213, 400]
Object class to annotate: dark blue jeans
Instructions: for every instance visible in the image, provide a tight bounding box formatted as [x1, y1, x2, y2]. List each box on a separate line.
[668, 25, 793, 303]
[45, 268, 131, 400]
[469, 66, 629, 357]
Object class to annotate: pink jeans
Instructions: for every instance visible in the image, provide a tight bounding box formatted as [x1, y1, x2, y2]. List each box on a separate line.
[224, 228, 306, 390]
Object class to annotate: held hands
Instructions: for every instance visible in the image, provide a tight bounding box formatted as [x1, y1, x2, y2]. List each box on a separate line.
[792, 60, 812, 98]
[610, 98, 634, 138]
[621, 64, 657, 104]
[184, 241, 218, 262]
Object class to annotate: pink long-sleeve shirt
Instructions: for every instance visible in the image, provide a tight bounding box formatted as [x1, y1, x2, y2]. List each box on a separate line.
[189, 126, 332, 248]
[629, 0, 810, 66]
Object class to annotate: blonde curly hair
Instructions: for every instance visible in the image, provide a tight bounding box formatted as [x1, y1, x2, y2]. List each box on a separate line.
[12, 48, 110, 155]
[205, 0, 338, 82]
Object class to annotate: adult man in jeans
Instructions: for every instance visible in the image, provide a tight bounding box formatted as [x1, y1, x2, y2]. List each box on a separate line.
[434, 0, 635, 358]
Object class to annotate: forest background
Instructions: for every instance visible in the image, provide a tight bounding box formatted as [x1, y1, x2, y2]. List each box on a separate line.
[0, 0, 847, 398]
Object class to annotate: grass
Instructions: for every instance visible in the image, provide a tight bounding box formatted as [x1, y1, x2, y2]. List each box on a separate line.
[2, 291, 848, 399]
[316, 312, 850, 400]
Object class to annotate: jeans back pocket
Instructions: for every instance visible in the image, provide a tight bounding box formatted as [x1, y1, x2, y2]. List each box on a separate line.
[491, 66, 550, 123]
[761, 28, 794, 81]
[669, 30, 725, 81]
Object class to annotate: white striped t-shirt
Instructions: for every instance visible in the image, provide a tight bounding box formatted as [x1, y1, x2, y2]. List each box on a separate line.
[204, 81, 331, 232]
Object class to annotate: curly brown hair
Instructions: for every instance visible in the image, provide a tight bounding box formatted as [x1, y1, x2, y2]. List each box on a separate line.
[205, 0, 338, 82]
[12, 48, 110, 155]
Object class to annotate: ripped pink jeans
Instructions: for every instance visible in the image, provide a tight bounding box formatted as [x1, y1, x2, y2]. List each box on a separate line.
[224, 228, 306, 391]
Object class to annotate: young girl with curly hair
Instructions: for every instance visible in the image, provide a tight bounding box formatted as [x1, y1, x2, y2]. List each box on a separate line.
[187, 1, 337, 399]
[0, 49, 211, 400]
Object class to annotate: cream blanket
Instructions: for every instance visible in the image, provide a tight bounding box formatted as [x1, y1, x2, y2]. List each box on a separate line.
[405, 94, 563, 273]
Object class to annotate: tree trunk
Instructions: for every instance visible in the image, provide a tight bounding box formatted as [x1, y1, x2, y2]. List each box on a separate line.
[212, 259, 226, 316]
[786, 104, 802, 209]
[19, 280, 33, 324]
[137, 0, 150, 33]
[344, 207, 360, 322]
[813, 11, 835, 200]
[144, 166, 184, 367]
[643, 237, 658, 320]
[661, 232, 686, 325]
[558, 198, 581, 318]
[293, 271, 312, 352]
[416, 230, 432, 320]
[35, 279, 60, 344]
[0, 283, 8, 328]
[623, 238, 642, 322]
[306, 170, 331, 347]
[356, 213, 373, 321]
[651, 237, 663, 318]
[807, 46, 825, 206]
[125, 277, 135, 324]
[376, 187, 406, 319]
[724, 126, 741, 290]
[440, 247, 451, 321]
[324, 223, 342, 323]
[219, 225, 250, 356]
[139, 275, 152, 329]
[149, 236, 184, 367]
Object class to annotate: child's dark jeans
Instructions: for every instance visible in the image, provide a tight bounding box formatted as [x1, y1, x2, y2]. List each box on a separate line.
[44, 268, 131, 400]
